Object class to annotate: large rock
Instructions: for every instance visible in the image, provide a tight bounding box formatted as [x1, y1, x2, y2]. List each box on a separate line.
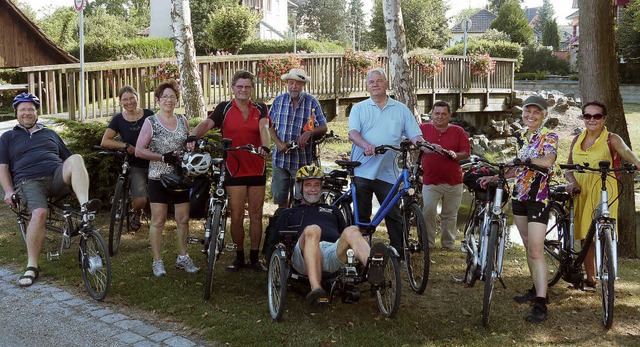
[545, 116, 560, 128]
[555, 103, 569, 113]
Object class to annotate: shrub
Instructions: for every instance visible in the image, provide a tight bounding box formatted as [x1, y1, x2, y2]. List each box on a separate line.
[444, 40, 523, 69]
[514, 72, 547, 80]
[70, 37, 175, 62]
[520, 45, 571, 74]
[205, 5, 261, 54]
[239, 39, 344, 54]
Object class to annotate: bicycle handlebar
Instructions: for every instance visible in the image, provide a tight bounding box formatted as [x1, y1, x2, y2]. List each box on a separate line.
[470, 155, 550, 174]
[559, 160, 637, 174]
[372, 140, 454, 159]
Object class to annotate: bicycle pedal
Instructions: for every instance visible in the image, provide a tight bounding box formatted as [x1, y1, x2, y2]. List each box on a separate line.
[47, 252, 60, 261]
[187, 236, 203, 244]
[498, 277, 507, 289]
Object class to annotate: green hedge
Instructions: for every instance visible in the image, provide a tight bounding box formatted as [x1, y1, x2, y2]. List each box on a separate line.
[239, 39, 344, 54]
[443, 40, 523, 69]
[514, 72, 547, 80]
[69, 37, 175, 62]
[519, 45, 571, 75]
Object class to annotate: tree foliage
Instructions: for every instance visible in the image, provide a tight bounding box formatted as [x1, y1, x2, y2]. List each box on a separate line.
[190, 0, 236, 54]
[535, 0, 555, 32]
[617, 1, 640, 62]
[370, 0, 449, 50]
[487, 0, 522, 13]
[348, 0, 366, 50]
[520, 44, 569, 74]
[205, 5, 261, 54]
[299, 0, 349, 44]
[542, 19, 560, 50]
[489, 0, 533, 46]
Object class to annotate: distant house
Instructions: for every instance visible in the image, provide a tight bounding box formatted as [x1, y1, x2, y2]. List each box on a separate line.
[449, 9, 497, 46]
[150, 0, 291, 41]
[0, 0, 77, 68]
[524, 7, 541, 41]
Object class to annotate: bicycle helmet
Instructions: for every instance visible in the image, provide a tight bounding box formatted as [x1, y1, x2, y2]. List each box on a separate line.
[295, 165, 324, 182]
[12, 92, 41, 110]
[182, 151, 212, 176]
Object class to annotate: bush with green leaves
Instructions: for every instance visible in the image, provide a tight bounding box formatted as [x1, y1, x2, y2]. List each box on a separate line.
[444, 40, 523, 69]
[514, 72, 547, 80]
[205, 5, 261, 54]
[520, 45, 571, 75]
[70, 37, 175, 62]
[239, 39, 344, 54]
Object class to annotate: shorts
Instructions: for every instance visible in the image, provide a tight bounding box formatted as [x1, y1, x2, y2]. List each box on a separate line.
[129, 166, 149, 199]
[148, 179, 190, 205]
[291, 240, 343, 275]
[271, 166, 296, 205]
[16, 165, 72, 212]
[512, 200, 550, 224]
[225, 172, 266, 187]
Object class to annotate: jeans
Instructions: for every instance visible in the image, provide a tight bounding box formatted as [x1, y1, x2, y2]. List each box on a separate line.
[353, 176, 403, 255]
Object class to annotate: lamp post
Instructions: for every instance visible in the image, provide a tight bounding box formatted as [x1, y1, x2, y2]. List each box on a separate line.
[462, 18, 472, 57]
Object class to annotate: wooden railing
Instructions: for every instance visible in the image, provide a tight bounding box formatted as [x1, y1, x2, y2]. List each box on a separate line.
[18, 53, 516, 120]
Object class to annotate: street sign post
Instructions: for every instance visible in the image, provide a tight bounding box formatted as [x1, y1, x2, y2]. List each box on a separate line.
[463, 18, 472, 57]
[74, 0, 86, 121]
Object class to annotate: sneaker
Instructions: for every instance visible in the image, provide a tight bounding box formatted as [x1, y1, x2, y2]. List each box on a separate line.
[368, 242, 390, 286]
[582, 280, 597, 293]
[246, 261, 267, 272]
[129, 211, 142, 231]
[152, 260, 166, 277]
[306, 287, 328, 305]
[226, 258, 244, 272]
[81, 199, 102, 222]
[513, 287, 549, 304]
[525, 301, 548, 323]
[175, 255, 200, 273]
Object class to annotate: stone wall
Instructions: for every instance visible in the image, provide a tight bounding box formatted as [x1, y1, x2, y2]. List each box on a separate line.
[515, 81, 640, 104]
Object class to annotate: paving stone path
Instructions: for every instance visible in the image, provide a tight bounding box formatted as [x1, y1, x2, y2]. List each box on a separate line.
[0, 267, 211, 347]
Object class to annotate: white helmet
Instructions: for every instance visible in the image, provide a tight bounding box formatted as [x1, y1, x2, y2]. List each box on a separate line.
[181, 152, 212, 176]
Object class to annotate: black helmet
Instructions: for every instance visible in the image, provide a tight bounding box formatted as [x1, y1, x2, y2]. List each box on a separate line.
[160, 172, 191, 191]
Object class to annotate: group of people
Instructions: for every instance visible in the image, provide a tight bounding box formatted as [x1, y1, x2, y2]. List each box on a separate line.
[2, 66, 638, 323]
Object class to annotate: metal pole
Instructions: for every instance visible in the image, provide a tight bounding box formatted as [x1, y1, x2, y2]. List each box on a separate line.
[79, 9, 85, 121]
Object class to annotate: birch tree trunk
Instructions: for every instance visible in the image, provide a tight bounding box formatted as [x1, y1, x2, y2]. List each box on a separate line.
[382, 0, 418, 118]
[171, 0, 206, 119]
[579, 0, 636, 257]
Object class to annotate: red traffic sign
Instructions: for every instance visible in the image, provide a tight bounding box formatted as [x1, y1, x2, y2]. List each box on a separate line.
[74, 0, 86, 11]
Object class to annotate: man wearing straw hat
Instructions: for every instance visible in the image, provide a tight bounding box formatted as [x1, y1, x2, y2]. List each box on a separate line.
[269, 68, 328, 208]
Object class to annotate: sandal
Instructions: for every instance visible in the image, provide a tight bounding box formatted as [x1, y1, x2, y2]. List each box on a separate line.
[306, 288, 328, 305]
[18, 266, 39, 287]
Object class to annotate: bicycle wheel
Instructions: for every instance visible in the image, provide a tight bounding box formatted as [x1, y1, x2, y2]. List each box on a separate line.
[375, 249, 401, 318]
[204, 203, 223, 301]
[79, 229, 111, 301]
[463, 207, 480, 286]
[268, 246, 288, 321]
[482, 223, 499, 328]
[403, 202, 429, 294]
[337, 200, 353, 226]
[601, 226, 615, 329]
[544, 203, 565, 287]
[108, 179, 126, 256]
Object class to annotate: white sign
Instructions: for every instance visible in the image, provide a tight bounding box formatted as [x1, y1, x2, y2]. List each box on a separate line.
[74, 0, 85, 12]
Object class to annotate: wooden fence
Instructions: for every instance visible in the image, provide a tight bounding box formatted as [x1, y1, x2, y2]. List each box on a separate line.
[18, 53, 516, 121]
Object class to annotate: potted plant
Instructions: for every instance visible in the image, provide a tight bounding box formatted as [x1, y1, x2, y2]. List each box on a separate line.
[341, 50, 379, 76]
[467, 53, 495, 77]
[411, 52, 445, 78]
[257, 54, 303, 84]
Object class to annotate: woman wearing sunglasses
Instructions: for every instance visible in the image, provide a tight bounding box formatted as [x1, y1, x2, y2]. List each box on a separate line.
[565, 101, 640, 291]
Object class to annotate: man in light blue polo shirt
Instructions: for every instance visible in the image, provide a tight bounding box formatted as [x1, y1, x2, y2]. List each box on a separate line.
[348, 68, 428, 255]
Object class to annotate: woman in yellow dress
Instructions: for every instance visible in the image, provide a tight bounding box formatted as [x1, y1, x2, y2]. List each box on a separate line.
[565, 101, 640, 291]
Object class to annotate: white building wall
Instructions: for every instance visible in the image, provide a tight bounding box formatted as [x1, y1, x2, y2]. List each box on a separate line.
[150, 0, 173, 38]
[259, 0, 288, 40]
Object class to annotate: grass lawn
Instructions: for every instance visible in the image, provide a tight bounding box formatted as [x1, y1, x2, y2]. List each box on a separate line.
[1, 105, 640, 346]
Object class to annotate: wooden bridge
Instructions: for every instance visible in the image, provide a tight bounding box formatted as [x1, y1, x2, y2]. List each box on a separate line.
[17, 53, 516, 122]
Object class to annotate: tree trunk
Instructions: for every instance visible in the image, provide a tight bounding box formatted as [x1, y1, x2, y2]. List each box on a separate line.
[382, 0, 418, 119]
[171, 0, 206, 119]
[579, 0, 636, 257]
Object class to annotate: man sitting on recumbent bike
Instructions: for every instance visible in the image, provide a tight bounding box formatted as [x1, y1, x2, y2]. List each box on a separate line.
[275, 165, 390, 305]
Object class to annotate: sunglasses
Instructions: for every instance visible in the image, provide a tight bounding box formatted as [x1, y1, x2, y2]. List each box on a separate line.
[582, 113, 605, 120]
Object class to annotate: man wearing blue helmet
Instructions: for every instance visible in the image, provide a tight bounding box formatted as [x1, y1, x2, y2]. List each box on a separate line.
[0, 92, 100, 287]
